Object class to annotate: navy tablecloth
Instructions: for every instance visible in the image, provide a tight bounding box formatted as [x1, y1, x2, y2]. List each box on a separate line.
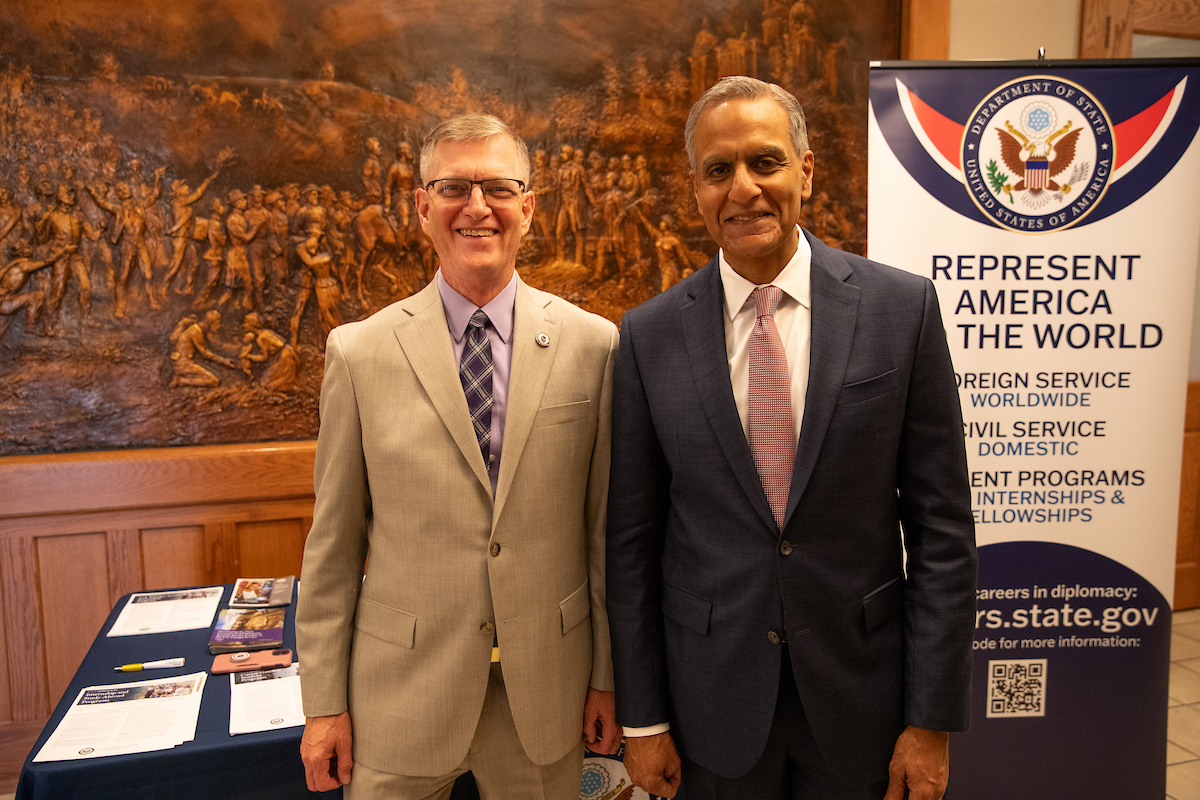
[16, 584, 337, 800]
[16, 584, 483, 800]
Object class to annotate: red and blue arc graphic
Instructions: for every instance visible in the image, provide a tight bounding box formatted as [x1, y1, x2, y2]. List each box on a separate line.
[902, 77, 1181, 178]
[870, 66, 1200, 231]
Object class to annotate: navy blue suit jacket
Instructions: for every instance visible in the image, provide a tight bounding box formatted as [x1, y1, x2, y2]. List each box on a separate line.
[606, 230, 977, 784]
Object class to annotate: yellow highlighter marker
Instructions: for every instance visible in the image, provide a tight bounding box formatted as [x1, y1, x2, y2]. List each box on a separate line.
[114, 657, 185, 672]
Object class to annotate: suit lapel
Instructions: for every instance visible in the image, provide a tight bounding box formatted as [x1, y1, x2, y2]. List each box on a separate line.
[493, 277, 561, 525]
[392, 280, 492, 495]
[682, 260, 779, 533]
[784, 232, 859, 526]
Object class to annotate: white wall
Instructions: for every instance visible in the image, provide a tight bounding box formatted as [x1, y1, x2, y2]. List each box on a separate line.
[949, 0, 1079, 60]
[948, 0, 1200, 380]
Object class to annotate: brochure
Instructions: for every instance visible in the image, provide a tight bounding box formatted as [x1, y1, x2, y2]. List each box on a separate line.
[208, 607, 286, 653]
[230, 575, 295, 608]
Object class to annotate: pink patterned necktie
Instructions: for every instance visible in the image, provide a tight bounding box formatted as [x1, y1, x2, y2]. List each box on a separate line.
[748, 286, 795, 529]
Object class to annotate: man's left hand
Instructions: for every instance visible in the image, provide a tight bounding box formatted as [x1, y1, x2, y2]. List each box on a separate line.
[883, 725, 949, 800]
[582, 687, 622, 754]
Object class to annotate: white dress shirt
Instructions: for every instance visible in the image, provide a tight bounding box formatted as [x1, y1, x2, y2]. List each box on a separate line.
[719, 230, 812, 444]
[624, 228, 813, 739]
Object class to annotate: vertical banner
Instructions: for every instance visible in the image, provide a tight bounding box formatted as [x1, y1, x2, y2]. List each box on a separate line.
[867, 60, 1200, 797]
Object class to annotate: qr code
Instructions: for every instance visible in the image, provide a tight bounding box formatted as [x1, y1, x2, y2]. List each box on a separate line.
[986, 658, 1046, 718]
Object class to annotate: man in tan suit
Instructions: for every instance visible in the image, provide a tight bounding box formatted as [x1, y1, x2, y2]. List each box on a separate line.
[297, 114, 621, 798]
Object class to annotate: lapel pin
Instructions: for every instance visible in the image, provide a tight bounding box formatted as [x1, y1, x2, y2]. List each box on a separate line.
[536, 332, 550, 347]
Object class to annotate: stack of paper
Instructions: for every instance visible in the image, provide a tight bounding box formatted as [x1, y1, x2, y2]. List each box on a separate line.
[229, 663, 303, 735]
[106, 588, 223, 637]
[33, 672, 208, 762]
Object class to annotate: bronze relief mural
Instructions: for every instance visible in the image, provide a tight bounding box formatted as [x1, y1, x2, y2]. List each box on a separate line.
[0, 0, 899, 455]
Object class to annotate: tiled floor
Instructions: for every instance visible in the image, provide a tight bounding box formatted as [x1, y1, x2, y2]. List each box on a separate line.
[1170, 608, 1200, 799]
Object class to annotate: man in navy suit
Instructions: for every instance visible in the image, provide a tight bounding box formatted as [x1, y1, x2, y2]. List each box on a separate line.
[606, 76, 977, 800]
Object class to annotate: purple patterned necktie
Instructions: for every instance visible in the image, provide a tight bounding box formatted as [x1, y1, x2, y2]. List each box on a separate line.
[459, 309, 493, 462]
[748, 286, 795, 529]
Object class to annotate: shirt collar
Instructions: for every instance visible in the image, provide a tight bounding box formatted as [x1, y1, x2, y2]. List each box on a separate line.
[436, 270, 517, 345]
[718, 227, 812, 322]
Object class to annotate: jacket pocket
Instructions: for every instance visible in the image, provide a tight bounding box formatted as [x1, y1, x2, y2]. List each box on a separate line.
[837, 368, 898, 405]
[534, 399, 591, 428]
[561, 579, 591, 634]
[862, 576, 903, 633]
[662, 582, 712, 635]
[355, 596, 417, 648]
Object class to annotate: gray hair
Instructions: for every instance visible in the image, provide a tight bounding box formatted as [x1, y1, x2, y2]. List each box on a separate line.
[419, 114, 531, 186]
[685, 76, 810, 172]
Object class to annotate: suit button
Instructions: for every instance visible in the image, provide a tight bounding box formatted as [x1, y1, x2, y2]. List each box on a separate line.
[779, 540, 793, 556]
[490, 542, 501, 557]
[480, 621, 494, 634]
[767, 631, 781, 645]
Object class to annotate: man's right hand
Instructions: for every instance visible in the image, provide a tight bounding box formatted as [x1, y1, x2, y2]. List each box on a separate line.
[624, 732, 682, 798]
[301, 711, 353, 791]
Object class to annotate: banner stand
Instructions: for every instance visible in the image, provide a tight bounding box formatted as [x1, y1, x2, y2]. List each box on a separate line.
[868, 58, 1200, 798]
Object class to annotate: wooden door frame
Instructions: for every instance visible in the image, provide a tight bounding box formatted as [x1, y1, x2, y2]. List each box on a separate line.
[1080, 0, 1200, 58]
[902, 0, 952, 60]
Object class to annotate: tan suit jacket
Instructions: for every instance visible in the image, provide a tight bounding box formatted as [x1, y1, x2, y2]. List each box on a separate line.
[297, 275, 618, 777]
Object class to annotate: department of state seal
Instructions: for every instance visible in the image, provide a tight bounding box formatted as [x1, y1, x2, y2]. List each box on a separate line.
[961, 75, 1115, 233]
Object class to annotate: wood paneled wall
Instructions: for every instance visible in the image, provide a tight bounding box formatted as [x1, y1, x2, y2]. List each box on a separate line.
[0, 441, 316, 724]
[1177, 383, 1200, 609]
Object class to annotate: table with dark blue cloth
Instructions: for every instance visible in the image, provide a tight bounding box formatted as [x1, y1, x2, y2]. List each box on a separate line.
[16, 584, 483, 800]
[15, 584, 337, 800]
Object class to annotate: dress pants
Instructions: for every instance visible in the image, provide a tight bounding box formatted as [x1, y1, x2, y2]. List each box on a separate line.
[680, 647, 891, 800]
[346, 662, 585, 800]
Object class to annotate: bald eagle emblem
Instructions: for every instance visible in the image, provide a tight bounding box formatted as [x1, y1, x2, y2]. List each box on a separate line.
[987, 101, 1087, 209]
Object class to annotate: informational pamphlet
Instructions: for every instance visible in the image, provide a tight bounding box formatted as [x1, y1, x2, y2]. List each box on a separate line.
[228, 663, 303, 735]
[33, 672, 207, 762]
[208, 607, 286, 653]
[229, 576, 294, 607]
[106, 587, 223, 637]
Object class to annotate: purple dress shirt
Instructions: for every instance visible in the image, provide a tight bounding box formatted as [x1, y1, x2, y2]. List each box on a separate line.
[436, 270, 516, 495]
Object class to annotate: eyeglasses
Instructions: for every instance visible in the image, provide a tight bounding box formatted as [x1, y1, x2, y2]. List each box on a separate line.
[425, 178, 526, 202]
